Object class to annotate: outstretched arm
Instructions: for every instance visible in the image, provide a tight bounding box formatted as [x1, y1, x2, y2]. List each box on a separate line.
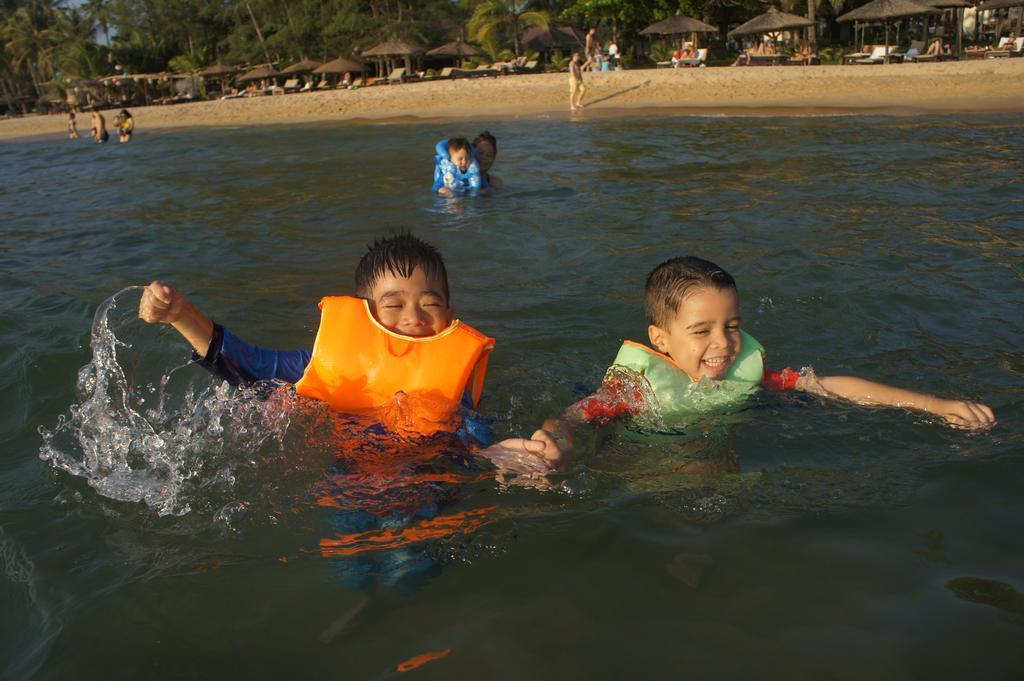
[797, 372, 995, 430]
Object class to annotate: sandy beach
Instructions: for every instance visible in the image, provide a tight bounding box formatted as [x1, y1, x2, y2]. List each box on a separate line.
[2, 59, 1022, 141]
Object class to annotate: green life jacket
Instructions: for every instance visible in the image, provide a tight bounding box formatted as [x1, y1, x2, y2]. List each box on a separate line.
[609, 330, 765, 418]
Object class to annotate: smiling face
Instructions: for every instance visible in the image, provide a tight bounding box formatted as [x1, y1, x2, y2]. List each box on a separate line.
[364, 266, 453, 337]
[449, 147, 470, 173]
[647, 285, 742, 381]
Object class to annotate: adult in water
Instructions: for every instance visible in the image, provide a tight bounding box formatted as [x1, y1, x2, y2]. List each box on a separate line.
[473, 131, 502, 189]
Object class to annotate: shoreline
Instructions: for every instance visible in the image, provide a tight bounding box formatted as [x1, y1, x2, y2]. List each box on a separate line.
[3, 59, 1023, 141]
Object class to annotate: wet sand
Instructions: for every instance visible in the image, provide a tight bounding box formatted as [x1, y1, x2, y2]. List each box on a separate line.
[2, 59, 1022, 141]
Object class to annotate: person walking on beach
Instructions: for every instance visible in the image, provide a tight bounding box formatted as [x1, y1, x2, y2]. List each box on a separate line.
[569, 51, 586, 113]
[67, 110, 79, 140]
[585, 27, 596, 65]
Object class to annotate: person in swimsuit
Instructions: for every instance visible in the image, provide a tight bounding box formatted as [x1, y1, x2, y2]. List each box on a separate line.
[118, 109, 134, 142]
[569, 52, 586, 113]
[473, 131, 501, 189]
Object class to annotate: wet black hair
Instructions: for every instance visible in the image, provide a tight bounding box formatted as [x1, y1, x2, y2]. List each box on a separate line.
[644, 256, 737, 328]
[447, 137, 471, 154]
[354, 233, 450, 303]
[473, 131, 496, 152]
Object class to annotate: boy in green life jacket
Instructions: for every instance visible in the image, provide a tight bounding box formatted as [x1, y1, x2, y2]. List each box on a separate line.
[496, 256, 996, 468]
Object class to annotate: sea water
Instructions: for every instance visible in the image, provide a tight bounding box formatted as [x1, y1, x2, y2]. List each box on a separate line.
[1, 114, 1022, 679]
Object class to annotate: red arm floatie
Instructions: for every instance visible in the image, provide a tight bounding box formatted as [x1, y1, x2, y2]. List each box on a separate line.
[763, 367, 799, 392]
[573, 373, 647, 426]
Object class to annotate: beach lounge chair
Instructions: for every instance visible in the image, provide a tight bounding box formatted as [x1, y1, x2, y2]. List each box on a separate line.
[383, 67, 406, 84]
[315, 79, 334, 90]
[854, 46, 892, 64]
[424, 67, 456, 81]
[471, 63, 500, 77]
[747, 52, 788, 66]
[282, 78, 300, 93]
[986, 36, 1024, 58]
[675, 49, 708, 68]
[510, 60, 539, 74]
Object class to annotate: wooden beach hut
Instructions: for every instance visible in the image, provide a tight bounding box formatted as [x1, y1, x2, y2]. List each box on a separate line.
[362, 39, 423, 79]
[639, 11, 717, 50]
[728, 8, 815, 64]
[197, 63, 238, 97]
[837, 0, 941, 63]
[312, 57, 367, 87]
[976, 0, 1024, 41]
[928, 0, 972, 57]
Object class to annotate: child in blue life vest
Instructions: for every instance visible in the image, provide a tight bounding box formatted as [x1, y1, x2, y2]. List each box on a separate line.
[432, 137, 489, 196]
[494, 256, 996, 468]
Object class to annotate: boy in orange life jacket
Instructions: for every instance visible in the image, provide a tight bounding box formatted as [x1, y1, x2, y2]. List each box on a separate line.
[137, 234, 546, 452]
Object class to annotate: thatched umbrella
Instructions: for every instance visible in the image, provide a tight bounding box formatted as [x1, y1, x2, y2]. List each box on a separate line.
[639, 12, 717, 36]
[426, 39, 484, 66]
[838, 0, 941, 63]
[282, 59, 322, 74]
[197, 63, 238, 96]
[238, 65, 281, 82]
[313, 57, 366, 74]
[728, 8, 814, 39]
[639, 11, 717, 49]
[363, 38, 423, 76]
[313, 57, 367, 86]
[197, 63, 237, 77]
[425, 38, 485, 68]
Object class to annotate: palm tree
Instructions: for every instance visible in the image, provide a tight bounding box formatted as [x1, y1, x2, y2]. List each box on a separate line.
[1, 2, 58, 99]
[468, 0, 549, 57]
[83, 0, 112, 46]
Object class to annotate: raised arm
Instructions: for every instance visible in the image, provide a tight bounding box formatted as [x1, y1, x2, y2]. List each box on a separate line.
[138, 280, 311, 385]
[797, 372, 995, 430]
[138, 280, 214, 356]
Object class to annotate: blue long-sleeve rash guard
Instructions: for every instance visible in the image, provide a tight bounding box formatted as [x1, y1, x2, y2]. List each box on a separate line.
[192, 323, 494, 446]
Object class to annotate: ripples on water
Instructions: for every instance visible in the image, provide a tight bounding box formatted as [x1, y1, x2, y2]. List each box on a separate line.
[1, 114, 1022, 679]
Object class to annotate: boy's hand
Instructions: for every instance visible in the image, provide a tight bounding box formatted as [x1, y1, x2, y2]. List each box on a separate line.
[139, 281, 186, 324]
[933, 399, 996, 430]
[486, 429, 564, 467]
[138, 281, 214, 356]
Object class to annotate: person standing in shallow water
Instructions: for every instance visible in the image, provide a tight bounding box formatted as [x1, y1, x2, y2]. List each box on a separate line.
[473, 131, 501, 189]
[67, 110, 79, 139]
[569, 52, 586, 113]
[90, 109, 108, 143]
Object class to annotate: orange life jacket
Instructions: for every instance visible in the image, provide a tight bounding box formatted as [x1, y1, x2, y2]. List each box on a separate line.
[295, 296, 494, 434]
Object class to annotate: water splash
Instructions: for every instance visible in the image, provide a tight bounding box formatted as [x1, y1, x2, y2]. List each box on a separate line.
[39, 287, 293, 517]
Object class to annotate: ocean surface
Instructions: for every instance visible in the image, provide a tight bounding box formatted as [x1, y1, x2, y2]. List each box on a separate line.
[1, 113, 1022, 679]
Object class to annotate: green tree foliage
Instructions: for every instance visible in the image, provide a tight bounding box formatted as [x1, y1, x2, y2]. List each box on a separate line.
[468, 1, 550, 56]
[0, 0, 852, 111]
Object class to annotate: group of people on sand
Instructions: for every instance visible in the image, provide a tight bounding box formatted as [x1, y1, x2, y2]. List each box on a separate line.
[138, 230, 995, 482]
[432, 131, 501, 196]
[584, 26, 620, 72]
[68, 108, 134, 143]
[732, 39, 779, 66]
